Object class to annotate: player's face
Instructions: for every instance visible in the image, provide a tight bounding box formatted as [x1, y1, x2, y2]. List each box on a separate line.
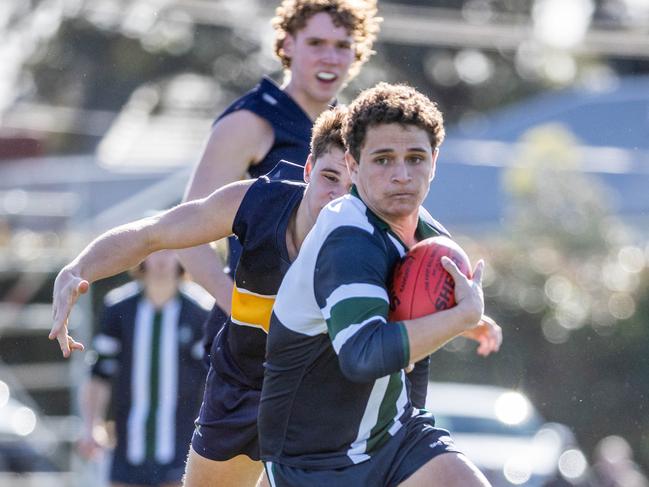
[142, 250, 180, 281]
[347, 123, 437, 222]
[305, 146, 352, 215]
[283, 12, 355, 103]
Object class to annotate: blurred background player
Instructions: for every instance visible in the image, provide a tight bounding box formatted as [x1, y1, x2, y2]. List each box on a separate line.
[77, 250, 209, 487]
[177, 0, 381, 359]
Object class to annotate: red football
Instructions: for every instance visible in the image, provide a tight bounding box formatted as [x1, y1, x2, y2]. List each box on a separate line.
[389, 236, 472, 321]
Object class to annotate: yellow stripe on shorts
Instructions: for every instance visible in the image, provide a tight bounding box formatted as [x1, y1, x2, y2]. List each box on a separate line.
[230, 285, 276, 333]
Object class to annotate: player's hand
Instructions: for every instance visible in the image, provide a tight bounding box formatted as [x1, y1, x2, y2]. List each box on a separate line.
[461, 314, 502, 357]
[77, 430, 103, 460]
[50, 267, 88, 357]
[441, 256, 485, 328]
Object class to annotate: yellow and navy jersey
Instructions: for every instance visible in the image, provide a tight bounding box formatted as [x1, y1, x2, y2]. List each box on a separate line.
[259, 187, 449, 470]
[90, 282, 209, 466]
[209, 163, 306, 389]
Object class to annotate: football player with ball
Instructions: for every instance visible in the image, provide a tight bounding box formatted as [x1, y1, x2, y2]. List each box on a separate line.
[259, 82, 502, 487]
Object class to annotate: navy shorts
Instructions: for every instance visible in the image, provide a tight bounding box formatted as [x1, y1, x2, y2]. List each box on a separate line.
[191, 365, 261, 461]
[110, 454, 186, 486]
[264, 411, 459, 487]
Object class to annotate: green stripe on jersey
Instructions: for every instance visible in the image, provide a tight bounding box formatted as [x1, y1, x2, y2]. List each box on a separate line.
[366, 372, 406, 454]
[326, 297, 389, 339]
[145, 310, 162, 460]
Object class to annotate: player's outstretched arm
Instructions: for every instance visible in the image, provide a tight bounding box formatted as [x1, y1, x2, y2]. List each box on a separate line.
[403, 257, 485, 364]
[177, 112, 273, 312]
[50, 180, 252, 357]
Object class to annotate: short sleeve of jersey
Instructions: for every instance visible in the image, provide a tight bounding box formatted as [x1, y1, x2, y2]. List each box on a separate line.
[90, 303, 123, 380]
[313, 226, 410, 382]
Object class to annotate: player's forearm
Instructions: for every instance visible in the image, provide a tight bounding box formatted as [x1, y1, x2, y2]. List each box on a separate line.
[176, 245, 233, 313]
[403, 306, 478, 363]
[67, 220, 157, 284]
[79, 378, 111, 433]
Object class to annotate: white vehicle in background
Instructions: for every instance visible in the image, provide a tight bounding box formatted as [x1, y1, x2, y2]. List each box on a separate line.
[0, 379, 72, 486]
[426, 382, 590, 486]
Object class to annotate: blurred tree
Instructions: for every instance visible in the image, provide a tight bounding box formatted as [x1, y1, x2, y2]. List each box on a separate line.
[430, 124, 649, 471]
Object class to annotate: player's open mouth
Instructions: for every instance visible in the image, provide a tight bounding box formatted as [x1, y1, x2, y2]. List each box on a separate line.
[316, 72, 337, 83]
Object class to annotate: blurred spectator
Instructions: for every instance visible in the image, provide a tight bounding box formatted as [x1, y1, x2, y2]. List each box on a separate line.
[590, 435, 649, 487]
[78, 250, 209, 487]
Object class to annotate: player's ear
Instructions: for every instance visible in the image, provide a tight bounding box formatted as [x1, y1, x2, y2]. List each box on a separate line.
[429, 147, 439, 182]
[344, 150, 359, 185]
[304, 154, 314, 183]
[281, 34, 295, 64]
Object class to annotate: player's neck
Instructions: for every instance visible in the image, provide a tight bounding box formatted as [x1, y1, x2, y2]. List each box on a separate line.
[287, 199, 314, 261]
[375, 209, 419, 248]
[282, 79, 332, 121]
[144, 279, 178, 309]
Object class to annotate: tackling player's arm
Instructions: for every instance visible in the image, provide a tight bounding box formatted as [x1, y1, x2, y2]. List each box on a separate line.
[50, 180, 253, 357]
[176, 111, 273, 312]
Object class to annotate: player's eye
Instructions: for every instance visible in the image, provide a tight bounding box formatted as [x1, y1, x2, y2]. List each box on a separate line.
[337, 41, 352, 50]
[407, 155, 424, 164]
[308, 39, 323, 46]
[323, 173, 339, 183]
[374, 156, 390, 165]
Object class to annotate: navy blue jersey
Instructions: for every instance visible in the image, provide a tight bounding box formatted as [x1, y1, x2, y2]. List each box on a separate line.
[259, 187, 449, 469]
[216, 76, 313, 273]
[210, 164, 306, 389]
[91, 282, 209, 467]
[203, 77, 314, 352]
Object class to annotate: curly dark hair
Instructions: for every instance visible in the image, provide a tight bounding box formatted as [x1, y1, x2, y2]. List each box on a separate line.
[343, 83, 445, 162]
[272, 0, 380, 78]
[310, 105, 347, 160]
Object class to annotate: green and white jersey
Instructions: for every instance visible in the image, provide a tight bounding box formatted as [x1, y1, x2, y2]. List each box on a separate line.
[259, 187, 448, 469]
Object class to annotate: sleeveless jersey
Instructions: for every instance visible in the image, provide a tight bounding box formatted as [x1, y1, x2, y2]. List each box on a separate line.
[216, 76, 313, 272]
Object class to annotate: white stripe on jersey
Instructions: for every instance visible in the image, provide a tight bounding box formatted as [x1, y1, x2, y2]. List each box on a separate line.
[347, 375, 390, 463]
[265, 462, 277, 487]
[322, 283, 388, 320]
[388, 370, 409, 436]
[156, 298, 180, 463]
[127, 299, 153, 464]
[331, 315, 386, 354]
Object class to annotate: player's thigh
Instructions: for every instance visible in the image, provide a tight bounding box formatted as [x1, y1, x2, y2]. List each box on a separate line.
[183, 445, 264, 487]
[398, 451, 491, 487]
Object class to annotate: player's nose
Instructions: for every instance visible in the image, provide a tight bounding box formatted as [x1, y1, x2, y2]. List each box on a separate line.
[390, 160, 412, 183]
[320, 44, 339, 64]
